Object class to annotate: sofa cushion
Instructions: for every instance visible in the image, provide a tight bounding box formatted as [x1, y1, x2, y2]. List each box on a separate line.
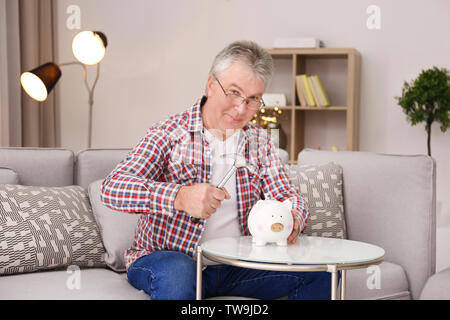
[277, 148, 289, 164]
[285, 162, 346, 238]
[0, 268, 148, 299]
[75, 149, 131, 189]
[0, 184, 106, 275]
[0, 148, 73, 186]
[88, 179, 139, 272]
[0, 167, 19, 184]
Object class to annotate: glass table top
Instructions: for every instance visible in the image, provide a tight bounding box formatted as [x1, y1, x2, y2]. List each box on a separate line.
[201, 236, 385, 265]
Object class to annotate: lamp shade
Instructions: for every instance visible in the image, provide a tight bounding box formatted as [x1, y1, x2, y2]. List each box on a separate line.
[72, 31, 108, 65]
[20, 62, 61, 102]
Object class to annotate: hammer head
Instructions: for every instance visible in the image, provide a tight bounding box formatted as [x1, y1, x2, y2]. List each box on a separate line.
[221, 153, 256, 173]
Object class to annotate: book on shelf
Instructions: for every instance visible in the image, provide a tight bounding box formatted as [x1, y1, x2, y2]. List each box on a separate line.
[311, 75, 330, 107]
[299, 74, 316, 106]
[295, 75, 307, 106]
[308, 76, 322, 107]
[295, 74, 330, 107]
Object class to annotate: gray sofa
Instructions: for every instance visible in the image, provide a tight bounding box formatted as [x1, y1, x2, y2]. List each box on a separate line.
[0, 147, 439, 299]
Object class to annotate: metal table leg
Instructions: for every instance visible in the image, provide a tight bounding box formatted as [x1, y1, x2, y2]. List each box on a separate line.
[196, 246, 202, 300]
[340, 270, 346, 300]
[328, 265, 339, 300]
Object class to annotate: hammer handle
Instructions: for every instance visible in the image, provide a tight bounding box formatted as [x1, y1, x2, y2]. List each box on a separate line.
[190, 166, 237, 223]
[216, 166, 237, 189]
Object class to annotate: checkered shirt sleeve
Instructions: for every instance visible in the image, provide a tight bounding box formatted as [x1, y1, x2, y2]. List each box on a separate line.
[100, 127, 181, 216]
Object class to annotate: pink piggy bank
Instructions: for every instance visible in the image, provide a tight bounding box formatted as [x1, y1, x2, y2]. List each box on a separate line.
[248, 199, 293, 246]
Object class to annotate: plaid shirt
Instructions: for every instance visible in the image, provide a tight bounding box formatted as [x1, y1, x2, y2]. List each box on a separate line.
[101, 97, 309, 270]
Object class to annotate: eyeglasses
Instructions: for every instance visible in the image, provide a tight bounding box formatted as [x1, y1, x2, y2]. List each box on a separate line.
[214, 76, 265, 111]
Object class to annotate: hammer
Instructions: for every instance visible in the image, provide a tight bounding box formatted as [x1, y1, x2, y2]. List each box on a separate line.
[190, 153, 256, 223]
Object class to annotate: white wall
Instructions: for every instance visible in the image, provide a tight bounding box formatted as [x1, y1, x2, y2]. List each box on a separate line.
[54, 0, 450, 271]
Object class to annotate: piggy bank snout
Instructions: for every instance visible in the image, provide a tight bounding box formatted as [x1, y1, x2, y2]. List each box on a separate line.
[270, 223, 284, 232]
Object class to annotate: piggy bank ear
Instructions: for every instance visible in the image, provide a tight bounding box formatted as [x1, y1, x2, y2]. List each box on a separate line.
[281, 199, 292, 211]
[252, 200, 264, 210]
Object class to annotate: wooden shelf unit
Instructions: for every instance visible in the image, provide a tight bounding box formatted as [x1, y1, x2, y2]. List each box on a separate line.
[265, 48, 361, 163]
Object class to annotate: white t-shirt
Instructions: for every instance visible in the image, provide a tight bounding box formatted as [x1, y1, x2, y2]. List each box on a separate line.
[200, 129, 242, 265]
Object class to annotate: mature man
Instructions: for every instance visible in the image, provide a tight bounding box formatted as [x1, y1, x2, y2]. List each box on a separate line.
[101, 40, 331, 299]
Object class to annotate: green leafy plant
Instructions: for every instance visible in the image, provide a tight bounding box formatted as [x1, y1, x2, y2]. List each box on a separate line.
[396, 66, 450, 156]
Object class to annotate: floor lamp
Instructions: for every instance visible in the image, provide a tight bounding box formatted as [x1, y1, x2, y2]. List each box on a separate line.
[20, 31, 108, 148]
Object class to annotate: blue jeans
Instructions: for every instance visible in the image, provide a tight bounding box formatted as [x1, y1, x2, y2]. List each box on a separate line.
[127, 250, 333, 300]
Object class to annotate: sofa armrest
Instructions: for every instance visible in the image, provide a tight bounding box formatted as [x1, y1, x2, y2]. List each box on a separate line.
[298, 149, 436, 300]
[420, 267, 450, 299]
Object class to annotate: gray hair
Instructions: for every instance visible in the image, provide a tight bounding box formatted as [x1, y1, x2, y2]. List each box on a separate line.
[209, 40, 274, 88]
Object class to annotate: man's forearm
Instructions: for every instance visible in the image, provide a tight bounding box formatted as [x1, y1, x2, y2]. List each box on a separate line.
[101, 173, 181, 216]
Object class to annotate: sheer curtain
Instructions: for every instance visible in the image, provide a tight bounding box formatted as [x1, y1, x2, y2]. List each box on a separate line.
[0, 0, 21, 147]
[18, 0, 59, 147]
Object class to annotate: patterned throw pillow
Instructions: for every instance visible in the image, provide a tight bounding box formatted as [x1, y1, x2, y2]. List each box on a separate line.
[0, 184, 106, 275]
[285, 162, 346, 239]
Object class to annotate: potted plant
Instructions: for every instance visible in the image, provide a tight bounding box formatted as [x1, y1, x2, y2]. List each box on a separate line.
[396, 66, 450, 156]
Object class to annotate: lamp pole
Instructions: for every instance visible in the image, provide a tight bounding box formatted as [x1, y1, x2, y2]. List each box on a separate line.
[59, 61, 100, 148]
